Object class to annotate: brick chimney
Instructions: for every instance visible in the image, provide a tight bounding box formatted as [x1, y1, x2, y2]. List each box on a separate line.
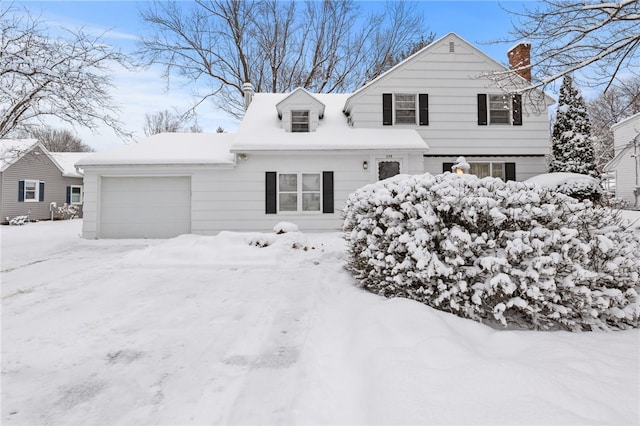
[507, 42, 531, 82]
[242, 82, 254, 111]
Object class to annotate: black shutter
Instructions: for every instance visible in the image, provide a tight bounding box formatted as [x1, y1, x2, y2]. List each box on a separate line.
[39, 182, 45, 201]
[382, 93, 393, 126]
[322, 171, 334, 214]
[442, 162, 454, 173]
[265, 172, 277, 214]
[477, 94, 487, 125]
[18, 180, 24, 202]
[505, 163, 516, 181]
[512, 94, 522, 126]
[66, 186, 71, 204]
[419, 93, 429, 126]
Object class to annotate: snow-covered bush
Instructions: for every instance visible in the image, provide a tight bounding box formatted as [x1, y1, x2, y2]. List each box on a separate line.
[8, 215, 29, 225]
[343, 173, 640, 331]
[526, 172, 603, 203]
[56, 203, 80, 220]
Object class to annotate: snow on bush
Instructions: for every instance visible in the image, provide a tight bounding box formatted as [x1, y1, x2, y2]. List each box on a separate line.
[526, 172, 603, 203]
[343, 173, 640, 331]
[8, 215, 29, 226]
[273, 222, 299, 234]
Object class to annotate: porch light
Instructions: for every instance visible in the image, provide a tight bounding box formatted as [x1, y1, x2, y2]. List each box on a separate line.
[452, 156, 470, 175]
[363, 161, 368, 170]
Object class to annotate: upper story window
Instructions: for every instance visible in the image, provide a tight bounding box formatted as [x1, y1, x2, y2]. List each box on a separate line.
[291, 110, 309, 132]
[383, 93, 429, 126]
[394, 94, 416, 124]
[489, 95, 510, 124]
[478, 93, 522, 126]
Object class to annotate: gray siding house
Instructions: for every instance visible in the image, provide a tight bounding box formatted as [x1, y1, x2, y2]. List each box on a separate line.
[0, 139, 86, 223]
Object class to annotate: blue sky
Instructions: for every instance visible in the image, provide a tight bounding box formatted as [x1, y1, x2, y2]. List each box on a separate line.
[15, 0, 534, 151]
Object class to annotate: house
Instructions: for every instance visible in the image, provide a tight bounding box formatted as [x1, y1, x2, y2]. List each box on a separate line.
[77, 33, 553, 239]
[0, 139, 86, 223]
[605, 112, 640, 206]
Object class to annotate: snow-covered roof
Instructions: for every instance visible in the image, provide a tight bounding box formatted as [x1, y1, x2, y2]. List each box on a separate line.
[0, 139, 40, 171]
[231, 93, 428, 152]
[611, 112, 640, 131]
[77, 133, 236, 167]
[50, 152, 90, 178]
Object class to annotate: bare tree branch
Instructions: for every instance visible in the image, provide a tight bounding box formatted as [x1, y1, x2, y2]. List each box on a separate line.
[0, 5, 134, 140]
[137, 0, 429, 118]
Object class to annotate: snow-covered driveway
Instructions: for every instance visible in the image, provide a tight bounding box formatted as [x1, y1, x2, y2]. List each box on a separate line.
[2, 220, 639, 425]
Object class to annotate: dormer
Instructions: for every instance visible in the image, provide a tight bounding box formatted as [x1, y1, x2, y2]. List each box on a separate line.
[276, 88, 326, 132]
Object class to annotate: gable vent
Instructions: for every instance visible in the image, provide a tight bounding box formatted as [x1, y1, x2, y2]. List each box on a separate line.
[449, 41, 455, 53]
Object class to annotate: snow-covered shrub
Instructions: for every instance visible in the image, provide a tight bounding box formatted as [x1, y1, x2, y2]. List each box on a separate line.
[56, 203, 80, 220]
[343, 173, 640, 331]
[8, 215, 29, 225]
[526, 172, 603, 203]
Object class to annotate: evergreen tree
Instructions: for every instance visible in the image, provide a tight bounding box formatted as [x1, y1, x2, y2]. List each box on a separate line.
[549, 75, 598, 177]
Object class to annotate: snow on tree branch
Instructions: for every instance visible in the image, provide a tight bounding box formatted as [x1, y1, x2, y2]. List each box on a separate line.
[0, 6, 133, 139]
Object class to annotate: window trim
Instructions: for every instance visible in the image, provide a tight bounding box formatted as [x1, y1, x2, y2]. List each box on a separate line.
[291, 110, 310, 133]
[23, 179, 40, 203]
[277, 172, 323, 213]
[70, 185, 83, 205]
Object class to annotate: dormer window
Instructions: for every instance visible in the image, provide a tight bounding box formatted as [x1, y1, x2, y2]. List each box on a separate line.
[291, 110, 310, 132]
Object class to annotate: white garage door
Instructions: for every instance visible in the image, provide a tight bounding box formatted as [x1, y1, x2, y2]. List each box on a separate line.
[100, 177, 191, 238]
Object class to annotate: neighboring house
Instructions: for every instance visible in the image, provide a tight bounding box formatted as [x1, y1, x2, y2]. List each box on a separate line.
[77, 33, 553, 239]
[0, 139, 86, 223]
[604, 112, 640, 206]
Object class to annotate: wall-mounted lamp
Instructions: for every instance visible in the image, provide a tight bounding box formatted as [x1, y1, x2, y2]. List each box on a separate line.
[363, 161, 368, 170]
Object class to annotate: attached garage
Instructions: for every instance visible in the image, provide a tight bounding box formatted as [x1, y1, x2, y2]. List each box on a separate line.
[100, 176, 191, 238]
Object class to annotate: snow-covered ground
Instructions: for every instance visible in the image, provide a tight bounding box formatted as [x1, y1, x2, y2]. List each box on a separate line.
[2, 219, 639, 425]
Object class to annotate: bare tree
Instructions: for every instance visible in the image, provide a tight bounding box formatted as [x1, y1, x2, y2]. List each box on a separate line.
[494, 0, 639, 92]
[138, 0, 427, 118]
[588, 76, 640, 171]
[0, 5, 133, 140]
[19, 126, 94, 152]
[144, 109, 203, 136]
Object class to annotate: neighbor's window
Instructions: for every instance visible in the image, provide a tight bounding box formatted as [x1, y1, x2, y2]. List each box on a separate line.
[70, 185, 83, 204]
[291, 110, 309, 132]
[395, 94, 416, 124]
[24, 180, 38, 202]
[469, 162, 504, 178]
[278, 173, 321, 212]
[489, 95, 510, 124]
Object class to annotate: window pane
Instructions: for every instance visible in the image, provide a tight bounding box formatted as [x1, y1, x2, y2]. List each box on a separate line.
[470, 163, 490, 178]
[489, 95, 510, 124]
[71, 188, 81, 203]
[291, 110, 309, 132]
[25, 191, 36, 200]
[302, 193, 321, 211]
[492, 163, 504, 178]
[25, 181, 36, 190]
[378, 161, 401, 180]
[395, 94, 416, 124]
[302, 174, 320, 191]
[279, 193, 297, 211]
[279, 174, 297, 192]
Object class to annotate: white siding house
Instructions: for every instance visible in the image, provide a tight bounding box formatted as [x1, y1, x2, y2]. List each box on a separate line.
[343, 33, 554, 181]
[77, 32, 553, 239]
[605, 112, 640, 205]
